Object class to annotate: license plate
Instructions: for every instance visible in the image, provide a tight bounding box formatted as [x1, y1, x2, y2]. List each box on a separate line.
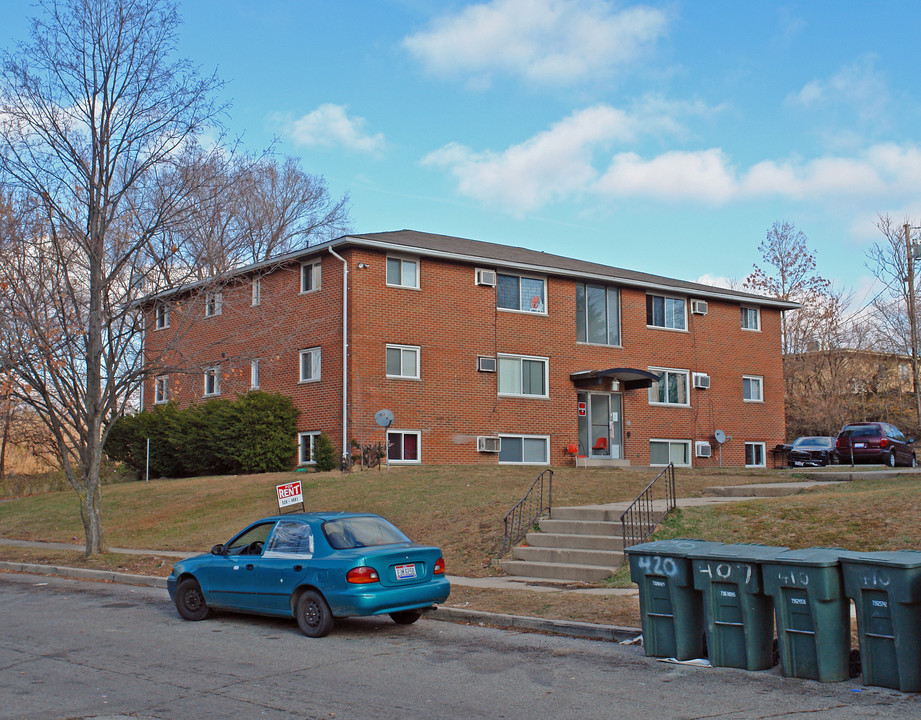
[794, 461, 804, 466]
[395, 563, 417, 580]
[854, 443, 866, 448]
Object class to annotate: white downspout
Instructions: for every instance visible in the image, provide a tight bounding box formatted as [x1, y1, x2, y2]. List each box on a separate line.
[328, 247, 349, 463]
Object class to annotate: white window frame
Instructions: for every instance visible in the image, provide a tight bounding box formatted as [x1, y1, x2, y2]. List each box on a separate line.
[741, 306, 760, 331]
[496, 273, 547, 314]
[298, 431, 320, 465]
[300, 261, 321, 294]
[648, 367, 690, 407]
[299, 347, 321, 383]
[386, 255, 420, 289]
[576, 283, 621, 346]
[497, 354, 549, 398]
[745, 442, 766, 468]
[646, 293, 687, 331]
[203, 366, 221, 397]
[497, 434, 550, 464]
[386, 344, 420, 380]
[649, 439, 692, 467]
[743, 375, 764, 403]
[204, 291, 222, 318]
[155, 304, 169, 330]
[387, 429, 421, 464]
[252, 276, 262, 306]
[154, 375, 168, 404]
[251, 359, 260, 390]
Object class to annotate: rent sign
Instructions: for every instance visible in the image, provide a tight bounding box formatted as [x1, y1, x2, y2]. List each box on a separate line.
[276, 480, 303, 509]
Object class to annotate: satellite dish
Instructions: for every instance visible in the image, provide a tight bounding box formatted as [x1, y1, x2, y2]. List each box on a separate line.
[714, 429, 726, 444]
[374, 409, 394, 428]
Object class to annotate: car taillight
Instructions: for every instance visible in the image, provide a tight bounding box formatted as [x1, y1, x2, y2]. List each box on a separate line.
[347, 566, 379, 584]
[880, 437, 889, 448]
[434, 557, 445, 575]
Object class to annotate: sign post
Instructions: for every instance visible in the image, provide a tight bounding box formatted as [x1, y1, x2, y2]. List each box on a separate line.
[276, 480, 304, 513]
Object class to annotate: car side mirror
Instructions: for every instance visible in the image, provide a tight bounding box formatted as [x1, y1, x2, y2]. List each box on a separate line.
[211, 543, 225, 555]
[909, 438, 915, 444]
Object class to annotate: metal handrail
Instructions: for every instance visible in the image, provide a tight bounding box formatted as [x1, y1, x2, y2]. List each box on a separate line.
[620, 463, 677, 548]
[498, 469, 553, 557]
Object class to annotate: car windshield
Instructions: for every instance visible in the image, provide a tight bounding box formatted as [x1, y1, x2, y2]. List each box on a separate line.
[323, 516, 410, 549]
[793, 437, 831, 448]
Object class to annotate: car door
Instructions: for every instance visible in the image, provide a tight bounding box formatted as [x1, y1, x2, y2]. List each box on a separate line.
[206, 521, 276, 611]
[256, 519, 315, 613]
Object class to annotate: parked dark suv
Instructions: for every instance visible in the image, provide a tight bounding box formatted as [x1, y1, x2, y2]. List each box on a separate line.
[835, 422, 916, 467]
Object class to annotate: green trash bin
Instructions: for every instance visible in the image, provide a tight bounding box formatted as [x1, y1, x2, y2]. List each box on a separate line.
[626, 539, 724, 659]
[689, 543, 788, 670]
[841, 550, 921, 692]
[761, 548, 852, 682]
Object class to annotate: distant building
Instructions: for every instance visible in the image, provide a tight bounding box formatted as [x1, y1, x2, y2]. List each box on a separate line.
[143, 230, 795, 468]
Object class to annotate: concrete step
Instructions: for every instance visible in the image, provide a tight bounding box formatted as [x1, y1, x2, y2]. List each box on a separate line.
[512, 545, 624, 567]
[497, 559, 617, 582]
[525, 532, 625, 551]
[538, 518, 625, 536]
[551, 505, 627, 522]
[704, 482, 826, 497]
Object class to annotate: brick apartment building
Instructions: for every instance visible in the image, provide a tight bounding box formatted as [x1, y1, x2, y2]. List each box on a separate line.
[142, 230, 796, 468]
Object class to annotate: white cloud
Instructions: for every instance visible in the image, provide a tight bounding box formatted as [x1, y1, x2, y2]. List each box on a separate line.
[403, 0, 668, 87]
[787, 54, 889, 122]
[280, 104, 385, 154]
[596, 149, 737, 203]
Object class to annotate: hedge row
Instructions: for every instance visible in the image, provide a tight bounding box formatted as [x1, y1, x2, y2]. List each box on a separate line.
[105, 391, 300, 478]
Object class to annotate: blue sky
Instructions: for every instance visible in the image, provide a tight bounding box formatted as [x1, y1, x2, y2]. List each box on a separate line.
[4, 0, 921, 308]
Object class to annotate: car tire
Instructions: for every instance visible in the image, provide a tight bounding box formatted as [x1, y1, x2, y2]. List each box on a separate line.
[296, 590, 334, 638]
[887, 451, 897, 468]
[176, 578, 211, 621]
[389, 609, 423, 625]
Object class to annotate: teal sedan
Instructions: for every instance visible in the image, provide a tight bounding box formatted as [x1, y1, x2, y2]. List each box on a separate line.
[167, 512, 450, 637]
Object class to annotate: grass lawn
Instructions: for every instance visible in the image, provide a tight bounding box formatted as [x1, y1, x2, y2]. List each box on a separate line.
[2, 464, 919, 628]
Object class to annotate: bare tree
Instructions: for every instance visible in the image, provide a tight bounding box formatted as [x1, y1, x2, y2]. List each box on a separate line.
[0, 0, 225, 554]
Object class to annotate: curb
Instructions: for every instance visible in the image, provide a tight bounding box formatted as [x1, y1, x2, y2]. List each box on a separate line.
[0, 561, 641, 642]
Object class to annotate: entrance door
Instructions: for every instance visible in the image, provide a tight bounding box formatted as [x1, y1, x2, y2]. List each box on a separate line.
[577, 393, 623, 460]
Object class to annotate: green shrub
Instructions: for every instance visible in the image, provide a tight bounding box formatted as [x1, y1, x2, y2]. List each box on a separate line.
[313, 432, 338, 472]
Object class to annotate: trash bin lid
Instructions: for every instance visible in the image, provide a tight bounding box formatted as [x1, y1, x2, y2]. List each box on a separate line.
[625, 538, 724, 558]
[839, 549, 921, 569]
[688, 542, 789, 562]
[763, 547, 850, 568]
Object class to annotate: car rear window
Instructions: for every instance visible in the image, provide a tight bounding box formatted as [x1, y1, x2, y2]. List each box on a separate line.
[323, 516, 410, 549]
[842, 426, 878, 438]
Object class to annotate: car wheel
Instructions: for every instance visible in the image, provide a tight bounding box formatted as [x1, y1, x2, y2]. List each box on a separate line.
[296, 590, 334, 638]
[887, 451, 897, 468]
[176, 578, 211, 621]
[389, 609, 423, 625]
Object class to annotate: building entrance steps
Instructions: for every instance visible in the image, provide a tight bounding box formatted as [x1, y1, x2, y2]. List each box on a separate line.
[497, 480, 840, 584]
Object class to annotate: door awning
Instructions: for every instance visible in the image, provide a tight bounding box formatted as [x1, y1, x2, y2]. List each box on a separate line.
[570, 367, 661, 390]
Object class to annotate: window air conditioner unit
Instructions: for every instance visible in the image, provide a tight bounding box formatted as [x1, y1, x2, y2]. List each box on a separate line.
[477, 436, 501, 453]
[475, 269, 497, 287]
[693, 373, 711, 389]
[477, 356, 497, 373]
[691, 299, 708, 315]
[695, 441, 712, 458]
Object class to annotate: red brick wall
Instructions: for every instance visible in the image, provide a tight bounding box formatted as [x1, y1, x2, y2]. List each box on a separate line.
[144, 245, 786, 467]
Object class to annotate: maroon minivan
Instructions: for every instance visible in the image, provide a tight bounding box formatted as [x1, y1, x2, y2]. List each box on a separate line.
[835, 422, 916, 467]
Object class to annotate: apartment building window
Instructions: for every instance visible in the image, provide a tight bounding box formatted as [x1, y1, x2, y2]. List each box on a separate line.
[498, 434, 549, 464]
[650, 439, 691, 467]
[498, 354, 548, 397]
[386, 344, 420, 379]
[252, 276, 262, 306]
[576, 284, 620, 345]
[299, 347, 321, 383]
[251, 359, 260, 389]
[646, 294, 686, 330]
[386, 256, 419, 288]
[745, 442, 766, 467]
[388, 430, 420, 463]
[205, 292, 222, 317]
[743, 375, 763, 402]
[300, 261, 321, 293]
[497, 273, 546, 313]
[154, 375, 168, 404]
[155, 304, 169, 330]
[203, 366, 221, 396]
[298, 432, 320, 465]
[649, 367, 689, 406]
[741, 306, 760, 331]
